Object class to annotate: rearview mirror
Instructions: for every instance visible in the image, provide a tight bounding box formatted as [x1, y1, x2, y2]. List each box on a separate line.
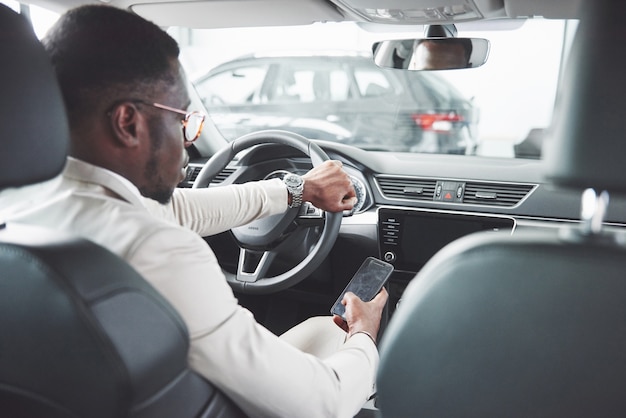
[373, 38, 490, 71]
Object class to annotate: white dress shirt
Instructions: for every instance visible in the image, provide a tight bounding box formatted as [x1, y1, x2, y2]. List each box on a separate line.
[0, 157, 378, 418]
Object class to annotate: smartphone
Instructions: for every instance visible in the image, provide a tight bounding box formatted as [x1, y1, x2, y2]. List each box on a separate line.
[330, 256, 394, 320]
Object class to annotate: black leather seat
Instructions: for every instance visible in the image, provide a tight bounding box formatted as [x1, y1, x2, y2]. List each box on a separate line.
[0, 5, 246, 417]
[375, 1, 626, 417]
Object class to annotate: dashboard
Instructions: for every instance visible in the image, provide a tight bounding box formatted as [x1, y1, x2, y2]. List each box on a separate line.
[180, 140, 626, 328]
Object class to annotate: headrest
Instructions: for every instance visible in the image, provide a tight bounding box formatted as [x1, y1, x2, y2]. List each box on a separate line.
[543, 0, 626, 195]
[0, 5, 68, 191]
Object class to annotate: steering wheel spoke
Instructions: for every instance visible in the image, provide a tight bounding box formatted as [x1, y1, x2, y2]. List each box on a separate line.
[236, 248, 277, 283]
[295, 202, 326, 228]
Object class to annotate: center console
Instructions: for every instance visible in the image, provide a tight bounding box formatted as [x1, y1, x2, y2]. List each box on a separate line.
[377, 207, 515, 315]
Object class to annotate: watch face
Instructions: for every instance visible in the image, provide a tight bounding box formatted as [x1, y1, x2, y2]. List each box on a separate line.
[284, 173, 304, 208]
[284, 173, 303, 188]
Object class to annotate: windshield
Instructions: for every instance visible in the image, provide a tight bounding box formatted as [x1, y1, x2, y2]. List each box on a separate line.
[2, 0, 574, 160]
[171, 18, 575, 159]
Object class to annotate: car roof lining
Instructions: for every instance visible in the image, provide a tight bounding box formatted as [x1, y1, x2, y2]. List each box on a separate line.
[40, 0, 583, 30]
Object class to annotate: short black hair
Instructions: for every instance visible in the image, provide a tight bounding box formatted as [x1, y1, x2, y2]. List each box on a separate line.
[42, 5, 180, 123]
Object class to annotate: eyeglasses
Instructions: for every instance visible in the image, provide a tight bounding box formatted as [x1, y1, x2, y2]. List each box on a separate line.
[137, 101, 206, 143]
[109, 99, 206, 143]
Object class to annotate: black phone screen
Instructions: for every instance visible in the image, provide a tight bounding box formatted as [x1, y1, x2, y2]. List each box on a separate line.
[331, 257, 394, 319]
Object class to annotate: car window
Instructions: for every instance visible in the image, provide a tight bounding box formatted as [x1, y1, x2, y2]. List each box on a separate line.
[266, 63, 352, 103]
[270, 66, 314, 103]
[195, 65, 269, 106]
[353, 66, 395, 98]
[328, 71, 351, 101]
[196, 66, 267, 107]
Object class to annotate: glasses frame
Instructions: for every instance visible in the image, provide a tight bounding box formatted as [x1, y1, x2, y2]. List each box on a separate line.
[147, 102, 206, 143]
[107, 99, 206, 143]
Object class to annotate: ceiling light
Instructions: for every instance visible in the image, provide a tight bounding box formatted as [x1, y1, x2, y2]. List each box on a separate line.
[333, 0, 483, 24]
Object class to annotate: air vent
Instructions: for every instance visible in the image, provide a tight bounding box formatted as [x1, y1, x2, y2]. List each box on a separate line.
[178, 164, 203, 188]
[376, 176, 437, 201]
[178, 165, 236, 188]
[212, 167, 236, 184]
[463, 182, 534, 207]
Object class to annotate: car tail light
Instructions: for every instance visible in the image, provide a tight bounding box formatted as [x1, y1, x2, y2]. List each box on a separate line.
[411, 112, 464, 133]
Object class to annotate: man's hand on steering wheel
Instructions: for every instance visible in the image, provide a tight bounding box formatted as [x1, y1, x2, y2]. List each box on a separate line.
[302, 160, 357, 213]
[192, 130, 347, 294]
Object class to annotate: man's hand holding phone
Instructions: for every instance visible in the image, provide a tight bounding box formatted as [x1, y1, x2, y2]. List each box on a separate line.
[332, 288, 389, 343]
[331, 257, 392, 343]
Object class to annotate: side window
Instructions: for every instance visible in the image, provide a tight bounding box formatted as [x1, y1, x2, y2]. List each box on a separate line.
[194, 65, 268, 106]
[328, 71, 351, 101]
[268, 68, 315, 102]
[353, 67, 395, 97]
[266, 65, 351, 103]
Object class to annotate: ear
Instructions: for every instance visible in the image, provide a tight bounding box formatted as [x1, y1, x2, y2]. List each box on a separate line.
[108, 102, 143, 148]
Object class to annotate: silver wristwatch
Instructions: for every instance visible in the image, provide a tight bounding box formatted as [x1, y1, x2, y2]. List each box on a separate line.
[283, 173, 305, 208]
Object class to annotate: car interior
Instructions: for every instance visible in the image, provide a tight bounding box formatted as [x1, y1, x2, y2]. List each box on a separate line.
[3, 0, 626, 416]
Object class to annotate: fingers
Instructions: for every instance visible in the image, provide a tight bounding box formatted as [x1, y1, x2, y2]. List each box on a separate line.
[372, 287, 389, 305]
[301, 160, 357, 212]
[325, 160, 356, 209]
[336, 196, 356, 212]
[342, 291, 359, 304]
[341, 289, 387, 342]
[343, 288, 388, 307]
[332, 315, 349, 332]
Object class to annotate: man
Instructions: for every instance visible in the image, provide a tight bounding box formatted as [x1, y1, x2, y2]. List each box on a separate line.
[409, 38, 472, 70]
[1, 4, 388, 418]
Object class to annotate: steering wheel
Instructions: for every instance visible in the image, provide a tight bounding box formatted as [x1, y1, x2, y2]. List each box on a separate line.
[192, 130, 342, 294]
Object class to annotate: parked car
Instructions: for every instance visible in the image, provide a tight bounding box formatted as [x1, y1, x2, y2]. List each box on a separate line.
[193, 52, 478, 154]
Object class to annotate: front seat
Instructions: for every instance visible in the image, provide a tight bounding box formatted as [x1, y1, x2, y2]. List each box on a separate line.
[375, 1, 626, 417]
[0, 5, 246, 417]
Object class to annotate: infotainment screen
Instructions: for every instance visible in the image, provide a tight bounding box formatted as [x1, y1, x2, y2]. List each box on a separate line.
[378, 208, 515, 272]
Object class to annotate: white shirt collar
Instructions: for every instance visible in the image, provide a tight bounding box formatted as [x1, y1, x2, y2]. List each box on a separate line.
[64, 157, 149, 208]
